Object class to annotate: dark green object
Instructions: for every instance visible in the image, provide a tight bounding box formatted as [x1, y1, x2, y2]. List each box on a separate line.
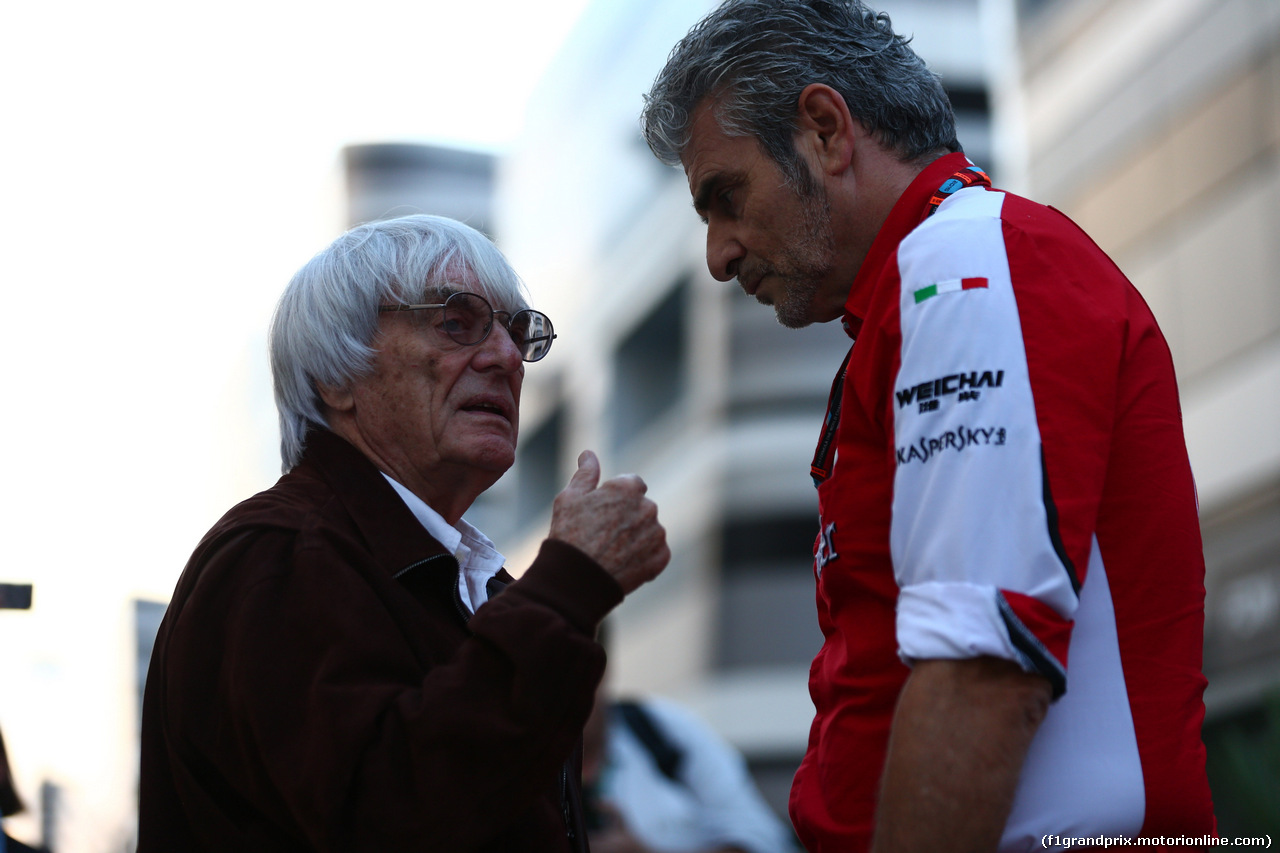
[1204, 687, 1280, 833]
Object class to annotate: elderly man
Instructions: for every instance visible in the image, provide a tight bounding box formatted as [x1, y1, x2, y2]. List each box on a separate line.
[139, 214, 669, 852]
[642, 1, 1214, 850]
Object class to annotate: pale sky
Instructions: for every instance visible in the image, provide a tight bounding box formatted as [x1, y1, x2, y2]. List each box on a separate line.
[0, 4, 592, 844]
[0, 0, 593, 594]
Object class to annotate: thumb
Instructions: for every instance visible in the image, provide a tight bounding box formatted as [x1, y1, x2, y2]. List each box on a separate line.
[565, 449, 601, 494]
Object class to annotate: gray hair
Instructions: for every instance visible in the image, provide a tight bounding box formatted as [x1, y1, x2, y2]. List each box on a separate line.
[641, 0, 961, 185]
[269, 214, 527, 471]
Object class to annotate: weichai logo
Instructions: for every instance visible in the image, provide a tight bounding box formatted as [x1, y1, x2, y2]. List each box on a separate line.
[896, 370, 1004, 411]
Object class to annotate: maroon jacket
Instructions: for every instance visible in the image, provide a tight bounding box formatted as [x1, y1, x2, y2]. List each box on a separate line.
[139, 428, 623, 852]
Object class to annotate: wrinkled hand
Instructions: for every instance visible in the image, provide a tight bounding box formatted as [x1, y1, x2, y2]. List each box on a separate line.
[549, 450, 670, 595]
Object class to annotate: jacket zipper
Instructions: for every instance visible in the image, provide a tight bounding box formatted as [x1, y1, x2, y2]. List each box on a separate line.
[562, 766, 575, 842]
[394, 554, 469, 626]
[393, 552, 456, 580]
[451, 573, 471, 625]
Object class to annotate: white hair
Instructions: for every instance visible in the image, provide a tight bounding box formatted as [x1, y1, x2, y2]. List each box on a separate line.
[269, 214, 527, 471]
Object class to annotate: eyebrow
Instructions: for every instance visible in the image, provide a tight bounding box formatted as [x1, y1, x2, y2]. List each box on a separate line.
[421, 281, 461, 298]
[691, 172, 721, 221]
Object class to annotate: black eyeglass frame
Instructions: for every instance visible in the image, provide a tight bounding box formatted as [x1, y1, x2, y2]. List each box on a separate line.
[378, 291, 556, 363]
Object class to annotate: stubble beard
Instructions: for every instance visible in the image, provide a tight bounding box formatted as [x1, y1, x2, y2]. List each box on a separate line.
[767, 180, 837, 330]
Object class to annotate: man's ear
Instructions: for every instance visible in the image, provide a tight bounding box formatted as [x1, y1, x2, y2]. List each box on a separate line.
[316, 381, 355, 414]
[795, 83, 858, 176]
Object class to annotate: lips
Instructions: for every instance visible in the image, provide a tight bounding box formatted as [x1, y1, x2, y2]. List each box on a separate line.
[738, 262, 769, 297]
[460, 394, 513, 422]
[741, 273, 773, 305]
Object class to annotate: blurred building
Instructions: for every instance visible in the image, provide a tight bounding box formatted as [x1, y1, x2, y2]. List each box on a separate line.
[1002, 0, 1280, 831]
[492, 0, 992, 818]
[343, 142, 496, 235]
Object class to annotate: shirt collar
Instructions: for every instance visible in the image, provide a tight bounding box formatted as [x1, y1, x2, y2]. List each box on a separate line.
[295, 427, 453, 576]
[379, 474, 507, 615]
[842, 152, 977, 334]
[380, 474, 503, 564]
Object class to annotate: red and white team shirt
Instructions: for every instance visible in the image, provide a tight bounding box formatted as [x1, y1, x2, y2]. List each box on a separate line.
[789, 153, 1215, 851]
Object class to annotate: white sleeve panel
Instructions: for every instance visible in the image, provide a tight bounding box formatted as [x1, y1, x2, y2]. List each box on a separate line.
[896, 581, 1023, 664]
[890, 188, 1079, 669]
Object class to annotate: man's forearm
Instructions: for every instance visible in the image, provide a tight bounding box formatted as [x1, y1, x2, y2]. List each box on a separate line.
[871, 657, 1052, 853]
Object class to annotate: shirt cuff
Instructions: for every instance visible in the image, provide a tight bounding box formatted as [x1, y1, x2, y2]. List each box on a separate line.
[897, 580, 1069, 698]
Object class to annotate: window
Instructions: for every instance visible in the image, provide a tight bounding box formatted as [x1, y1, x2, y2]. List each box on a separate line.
[715, 515, 823, 670]
[612, 281, 688, 451]
[726, 297, 850, 417]
[517, 405, 566, 527]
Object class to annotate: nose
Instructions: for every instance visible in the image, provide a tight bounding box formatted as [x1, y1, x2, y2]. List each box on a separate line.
[706, 219, 744, 282]
[474, 321, 525, 373]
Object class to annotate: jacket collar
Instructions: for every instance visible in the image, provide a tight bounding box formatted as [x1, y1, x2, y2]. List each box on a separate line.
[296, 426, 455, 578]
[842, 152, 975, 335]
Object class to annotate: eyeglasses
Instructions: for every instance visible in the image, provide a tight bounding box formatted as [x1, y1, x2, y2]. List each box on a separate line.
[378, 291, 556, 363]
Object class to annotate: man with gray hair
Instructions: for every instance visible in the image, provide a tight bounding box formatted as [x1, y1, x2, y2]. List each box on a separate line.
[643, 1, 1214, 850]
[139, 214, 670, 852]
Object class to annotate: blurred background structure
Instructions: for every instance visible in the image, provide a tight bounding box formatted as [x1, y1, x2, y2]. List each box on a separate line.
[1004, 0, 1280, 832]
[0, 0, 1276, 849]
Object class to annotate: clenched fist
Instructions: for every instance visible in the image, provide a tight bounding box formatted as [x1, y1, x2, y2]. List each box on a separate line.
[549, 450, 670, 595]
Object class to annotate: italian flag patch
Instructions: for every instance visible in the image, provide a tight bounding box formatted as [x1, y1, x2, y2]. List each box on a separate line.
[913, 277, 988, 304]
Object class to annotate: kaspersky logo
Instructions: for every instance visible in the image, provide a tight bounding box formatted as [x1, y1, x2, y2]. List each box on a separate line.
[896, 370, 1005, 412]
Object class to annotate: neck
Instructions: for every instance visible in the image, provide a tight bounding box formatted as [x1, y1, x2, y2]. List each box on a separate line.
[826, 148, 942, 308]
[850, 148, 941, 233]
[322, 415, 492, 527]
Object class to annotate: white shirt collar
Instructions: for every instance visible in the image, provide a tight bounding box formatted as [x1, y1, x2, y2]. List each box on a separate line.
[381, 474, 506, 613]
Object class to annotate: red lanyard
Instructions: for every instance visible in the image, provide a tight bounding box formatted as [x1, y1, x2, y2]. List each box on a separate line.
[925, 165, 990, 218]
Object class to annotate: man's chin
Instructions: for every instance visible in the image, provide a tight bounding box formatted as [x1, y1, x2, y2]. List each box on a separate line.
[757, 293, 809, 328]
[772, 292, 819, 329]
[774, 307, 815, 329]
